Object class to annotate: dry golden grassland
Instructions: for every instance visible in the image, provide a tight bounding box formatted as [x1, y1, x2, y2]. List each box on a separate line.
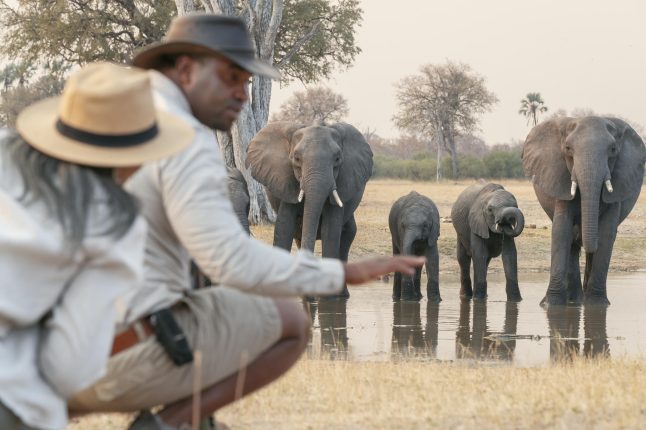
[73, 179, 646, 430]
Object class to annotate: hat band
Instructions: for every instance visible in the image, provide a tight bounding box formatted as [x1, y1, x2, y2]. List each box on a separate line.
[56, 119, 159, 147]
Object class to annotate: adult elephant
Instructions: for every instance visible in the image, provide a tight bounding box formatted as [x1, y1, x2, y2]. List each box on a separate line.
[247, 121, 373, 297]
[451, 182, 525, 301]
[523, 116, 646, 306]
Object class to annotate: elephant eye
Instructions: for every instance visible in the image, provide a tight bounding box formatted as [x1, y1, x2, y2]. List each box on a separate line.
[610, 144, 617, 154]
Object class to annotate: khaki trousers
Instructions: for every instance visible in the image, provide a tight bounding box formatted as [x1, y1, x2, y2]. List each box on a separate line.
[69, 287, 281, 412]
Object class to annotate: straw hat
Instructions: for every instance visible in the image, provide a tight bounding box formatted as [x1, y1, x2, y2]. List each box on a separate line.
[16, 62, 194, 167]
[132, 14, 281, 80]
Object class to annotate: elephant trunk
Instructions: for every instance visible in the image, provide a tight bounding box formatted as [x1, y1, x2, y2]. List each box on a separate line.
[576, 162, 605, 254]
[236, 210, 250, 235]
[300, 171, 335, 252]
[402, 229, 420, 256]
[500, 207, 524, 237]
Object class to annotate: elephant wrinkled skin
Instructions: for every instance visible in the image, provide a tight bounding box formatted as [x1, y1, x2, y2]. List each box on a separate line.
[451, 182, 525, 301]
[247, 121, 373, 297]
[388, 191, 441, 302]
[522, 116, 646, 306]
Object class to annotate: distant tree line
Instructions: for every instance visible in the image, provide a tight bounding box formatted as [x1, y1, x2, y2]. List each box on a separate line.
[369, 134, 524, 181]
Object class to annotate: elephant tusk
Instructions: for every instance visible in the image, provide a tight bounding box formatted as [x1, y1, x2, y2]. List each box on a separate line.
[332, 189, 343, 207]
[495, 222, 500, 232]
[571, 181, 577, 197]
[605, 180, 613, 193]
[512, 221, 517, 230]
[298, 189, 304, 203]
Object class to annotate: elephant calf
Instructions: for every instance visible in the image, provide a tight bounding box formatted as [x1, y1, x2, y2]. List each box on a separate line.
[451, 182, 524, 301]
[389, 191, 440, 302]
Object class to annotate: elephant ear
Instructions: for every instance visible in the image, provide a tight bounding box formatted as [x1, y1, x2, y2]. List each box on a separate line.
[522, 117, 574, 201]
[468, 189, 490, 239]
[329, 123, 374, 201]
[247, 121, 303, 204]
[603, 118, 646, 203]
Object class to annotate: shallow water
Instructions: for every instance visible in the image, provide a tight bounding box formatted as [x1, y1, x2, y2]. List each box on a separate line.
[307, 272, 646, 366]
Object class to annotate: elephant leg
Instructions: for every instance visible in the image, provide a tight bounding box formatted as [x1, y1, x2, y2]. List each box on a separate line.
[502, 237, 522, 302]
[400, 270, 418, 301]
[457, 240, 473, 299]
[425, 244, 441, 303]
[392, 240, 402, 301]
[273, 202, 298, 251]
[321, 205, 348, 298]
[413, 266, 423, 300]
[582, 252, 593, 293]
[470, 235, 488, 301]
[567, 242, 583, 304]
[542, 200, 575, 307]
[339, 216, 357, 262]
[585, 204, 620, 305]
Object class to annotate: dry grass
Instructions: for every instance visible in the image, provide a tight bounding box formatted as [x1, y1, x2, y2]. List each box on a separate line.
[72, 179, 646, 429]
[74, 358, 646, 430]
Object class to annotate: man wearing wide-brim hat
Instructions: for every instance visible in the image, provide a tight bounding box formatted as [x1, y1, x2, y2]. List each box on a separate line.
[68, 13, 424, 430]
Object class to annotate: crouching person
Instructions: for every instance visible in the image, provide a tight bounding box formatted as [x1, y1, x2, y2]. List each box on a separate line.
[0, 63, 192, 430]
[68, 14, 424, 430]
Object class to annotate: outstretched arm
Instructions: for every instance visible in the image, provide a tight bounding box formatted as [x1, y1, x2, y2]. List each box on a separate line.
[343, 255, 426, 284]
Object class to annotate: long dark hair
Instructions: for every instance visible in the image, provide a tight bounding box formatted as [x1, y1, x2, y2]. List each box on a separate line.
[3, 131, 138, 248]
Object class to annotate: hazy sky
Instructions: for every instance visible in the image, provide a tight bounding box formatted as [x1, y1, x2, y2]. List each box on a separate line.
[269, 0, 646, 144]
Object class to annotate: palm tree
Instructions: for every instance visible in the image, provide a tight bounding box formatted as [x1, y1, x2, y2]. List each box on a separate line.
[519, 92, 548, 126]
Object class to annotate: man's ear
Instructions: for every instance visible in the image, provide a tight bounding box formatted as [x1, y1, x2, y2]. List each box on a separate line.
[174, 55, 197, 88]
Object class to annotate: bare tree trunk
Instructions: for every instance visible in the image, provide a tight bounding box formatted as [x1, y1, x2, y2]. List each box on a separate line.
[436, 137, 443, 182]
[174, 0, 196, 15]
[188, 0, 283, 224]
[216, 130, 235, 167]
[446, 128, 459, 179]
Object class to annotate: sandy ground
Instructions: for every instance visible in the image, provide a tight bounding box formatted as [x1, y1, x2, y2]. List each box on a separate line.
[72, 179, 646, 429]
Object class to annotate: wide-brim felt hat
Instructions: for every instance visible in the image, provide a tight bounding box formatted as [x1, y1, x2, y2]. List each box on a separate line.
[16, 62, 194, 167]
[132, 13, 281, 80]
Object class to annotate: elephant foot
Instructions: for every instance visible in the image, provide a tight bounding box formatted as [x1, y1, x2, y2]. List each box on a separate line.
[506, 292, 522, 303]
[473, 292, 487, 301]
[585, 294, 610, 306]
[426, 293, 442, 304]
[460, 287, 473, 300]
[400, 294, 421, 302]
[540, 293, 567, 308]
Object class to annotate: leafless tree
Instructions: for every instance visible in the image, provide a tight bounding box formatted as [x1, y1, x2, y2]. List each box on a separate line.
[393, 61, 497, 180]
[270, 85, 348, 123]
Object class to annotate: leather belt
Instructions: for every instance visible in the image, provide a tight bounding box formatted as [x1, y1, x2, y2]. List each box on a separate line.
[111, 318, 154, 356]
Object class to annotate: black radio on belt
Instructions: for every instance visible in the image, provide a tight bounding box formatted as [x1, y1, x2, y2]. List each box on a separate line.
[148, 308, 194, 366]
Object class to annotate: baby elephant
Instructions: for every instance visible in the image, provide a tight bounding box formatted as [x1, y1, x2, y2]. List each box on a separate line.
[451, 182, 524, 301]
[389, 191, 441, 302]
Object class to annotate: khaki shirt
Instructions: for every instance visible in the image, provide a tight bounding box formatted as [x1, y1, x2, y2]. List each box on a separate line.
[121, 71, 344, 324]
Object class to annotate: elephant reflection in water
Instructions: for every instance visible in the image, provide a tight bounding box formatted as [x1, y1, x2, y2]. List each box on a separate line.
[391, 301, 439, 359]
[455, 300, 519, 361]
[307, 298, 348, 360]
[547, 305, 609, 361]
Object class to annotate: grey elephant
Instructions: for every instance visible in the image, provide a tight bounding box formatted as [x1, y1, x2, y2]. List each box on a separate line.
[247, 121, 373, 297]
[226, 166, 250, 234]
[523, 116, 646, 306]
[451, 182, 525, 301]
[388, 191, 440, 301]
